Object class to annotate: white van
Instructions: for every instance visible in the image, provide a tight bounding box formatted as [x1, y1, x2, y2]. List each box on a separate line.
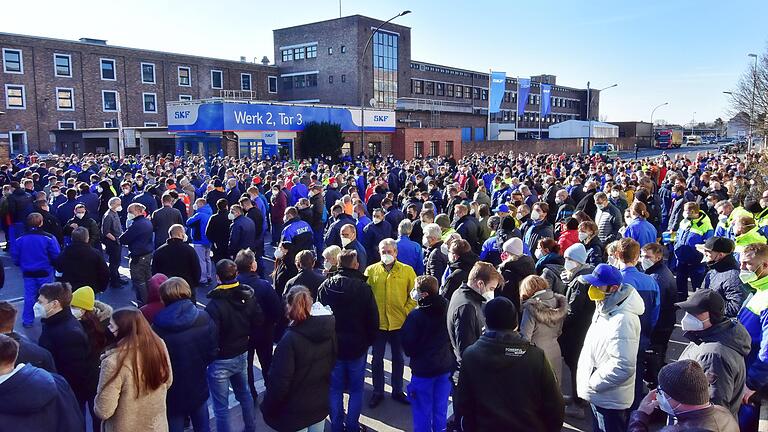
[685, 135, 702, 146]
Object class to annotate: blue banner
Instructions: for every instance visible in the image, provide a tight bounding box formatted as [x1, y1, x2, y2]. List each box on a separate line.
[167, 101, 396, 133]
[517, 78, 531, 118]
[540, 84, 552, 117]
[488, 71, 506, 114]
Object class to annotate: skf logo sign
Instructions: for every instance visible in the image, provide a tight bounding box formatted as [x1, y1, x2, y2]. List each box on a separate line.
[492, 78, 504, 83]
[374, 115, 388, 122]
[174, 111, 191, 119]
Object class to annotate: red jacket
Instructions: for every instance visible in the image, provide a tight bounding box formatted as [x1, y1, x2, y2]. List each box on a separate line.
[558, 230, 579, 255]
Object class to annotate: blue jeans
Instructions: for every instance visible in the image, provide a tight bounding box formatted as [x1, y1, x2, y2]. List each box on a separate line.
[167, 401, 210, 432]
[408, 372, 451, 432]
[372, 329, 404, 395]
[297, 420, 325, 432]
[590, 404, 627, 432]
[207, 353, 256, 432]
[329, 354, 367, 432]
[23, 275, 53, 325]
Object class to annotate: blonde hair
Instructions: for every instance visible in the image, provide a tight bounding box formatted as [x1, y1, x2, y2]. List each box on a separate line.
[159, 277, 191, 304]
[520, 275, 549, 302]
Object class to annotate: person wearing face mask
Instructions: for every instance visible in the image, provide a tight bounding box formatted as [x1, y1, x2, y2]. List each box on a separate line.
[441, 239, 479, 302]
[284, 250, 326, 300]
[666, 184, 690, 233]
[674, 289, 751, 418]
[64, 203, 101, 249]
[575, 180, 599, 220]
[701, 237, 748, 318]
[325, 204, 356, 248]
[401, 275, 455, 432]
[577, 264, 644, 432]
[119, 203, 155, 305]
[363, 208, 392, 264]
[101, 197, 125, 288]
[37, 282, 100, 430]
[187, 198, 214, 285]
[554, 189, 577, 226]
[340, 223, 367, 271]
[151, 193, 184, 249]
[151, 224, 202, 302]
[558, 243, 595, 419]
[609, 185, 629, 215]
[594, 192, 624, 247]
[269, 183, 288, 246]
[523, 202, 554, 254]
[365, 238, 417, 408]
[317, 249, 379, 432]
[394, 219, 424, 276]
[577, 220, 604, 266]
[227, 204, 257, 259]
[737, 243, 768, 430]
[628, 360, 738, 432]
[447, 262, 503, 385]
[733, 215, 768, 255]
[518, 275, 567, 385]
[674, 202, 714, 301]
[422, 222, 448, 281]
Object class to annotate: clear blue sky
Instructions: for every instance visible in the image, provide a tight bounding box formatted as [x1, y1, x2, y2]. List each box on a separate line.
[6, 0, 767, 125]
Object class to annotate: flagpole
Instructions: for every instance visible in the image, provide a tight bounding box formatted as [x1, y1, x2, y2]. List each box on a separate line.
[487, 70, 492, 141]
[515, 76, 519, 141]
[538, 87, 542, 139]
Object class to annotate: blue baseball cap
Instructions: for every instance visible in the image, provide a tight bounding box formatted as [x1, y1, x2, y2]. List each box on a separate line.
[581, 264, 623, 287]
[495, 204, 510, 213]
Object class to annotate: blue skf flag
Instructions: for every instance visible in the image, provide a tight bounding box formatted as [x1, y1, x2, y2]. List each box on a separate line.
[488, 71, 506, 114]
[517, 78, 531, 118]
[540, 84, 552, 117]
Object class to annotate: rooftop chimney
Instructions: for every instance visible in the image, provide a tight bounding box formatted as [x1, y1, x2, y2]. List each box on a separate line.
[261, 56, 270, 65]
[239, 56, 246, 62]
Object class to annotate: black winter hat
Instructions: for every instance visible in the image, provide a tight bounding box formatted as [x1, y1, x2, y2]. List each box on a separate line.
[658, 360, 709, 405]
[483, 297, 517, 330]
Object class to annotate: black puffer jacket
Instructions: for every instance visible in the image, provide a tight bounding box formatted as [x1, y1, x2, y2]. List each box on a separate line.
[262, 314, 337, 432]
[424, 241, 448, 280]
[558, 265, 595, 368]
[497, 255, 536, 311]
[441, 252, 479, 301]
[703, 254, 749, 318]
[402, 294, 455, 377]
[205, 282, 264, 359]
[317, 268, 379, 360]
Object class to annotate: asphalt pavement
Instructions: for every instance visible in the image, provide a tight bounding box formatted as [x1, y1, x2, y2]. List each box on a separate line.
[616, 143, 723, 160]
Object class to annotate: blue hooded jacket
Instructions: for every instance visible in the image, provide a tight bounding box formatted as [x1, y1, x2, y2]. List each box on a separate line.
[12, 228, 60, 275]
[186, 205, 212, 246]
[621, 266, 660, 351]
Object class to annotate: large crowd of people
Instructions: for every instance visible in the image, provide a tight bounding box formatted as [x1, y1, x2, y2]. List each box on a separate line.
[0, 148, 765, 431]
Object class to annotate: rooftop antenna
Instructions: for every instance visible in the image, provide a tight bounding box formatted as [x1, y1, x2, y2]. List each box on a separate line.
[339, 0, 341, 17]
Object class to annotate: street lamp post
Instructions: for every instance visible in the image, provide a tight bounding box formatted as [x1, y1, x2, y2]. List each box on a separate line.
[748, 53, 758, 152]
[585, 83, 617, 152]
[359, 10, 411, 156]
[650, 102, 669, 148]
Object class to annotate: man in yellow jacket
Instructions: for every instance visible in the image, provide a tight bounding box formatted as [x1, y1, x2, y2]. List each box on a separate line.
[365, 237, 417, 408]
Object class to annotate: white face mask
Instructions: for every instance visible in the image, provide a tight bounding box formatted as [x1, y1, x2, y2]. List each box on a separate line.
[114, 206, 123, 213]
[127, 213, 136, 220]
[72, 307, 85, 320]
[33, 302, 48, 319]
[578, 231, 589, 242]
[323, 261, 333, 270]
[564, 259, 579, 272]
[482, 291, 495, 301]
[530, 210, 541, 221]
[535, 249, 544, 259]
[373, 217, 383, 224]
[640, 258, 655, 271]
[740, 269, 758, 284]
[680, 312, 707, 332]
[656, 390, 677, 416]
[274, 248, 285, 259]
[228, 213, 236, 221]
[410, 288, 421, 301]
[75, 212, 85, 219]
[440, 243, 449, 256]
[607, 256, 618, 268]
[381, 253, 395, 265]
[53, 191, 61, 197]
[422, 237, 431, 248]
[341, 237, 353, 247]
[97, 186, 103, 193]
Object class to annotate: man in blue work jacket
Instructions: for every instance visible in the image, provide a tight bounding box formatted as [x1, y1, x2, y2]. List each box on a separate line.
[674, 202, 714, 301]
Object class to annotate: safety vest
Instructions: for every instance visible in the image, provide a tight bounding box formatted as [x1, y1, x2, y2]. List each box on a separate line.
[679, 213, 713, 236]
[756, 208, 768, 228]
[735, 227, 768, 254]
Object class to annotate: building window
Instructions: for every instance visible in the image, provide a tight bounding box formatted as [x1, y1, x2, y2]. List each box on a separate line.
[425, 81, 434, 96]
[341, 45, 346, 53]
[56, 88, 74, 111]
[282, 76, 293, 90]
[481, 89, 488, 100]
[100, 58, 116, 80]
[372, 30, 398, 109]
[9, 131, 27, 154]
[430, 141, 439, 156]
[455, 85, 463, 98]
[436, 82, 444, 96]
[465, 86, 472, 99]
[58, 121, 76, 129]
[4, 84, 25, 109]
[328, 47, 333, 55]
[294, 47, 305, 60]
[341, 74, 346, 83]
[179, 95, 192, 101]
[211, 70, 223, 89]
[144, 122, 159, 127]
[473, 87, 480, 99]
[241, 73, 252, 91]
[141, 62, 155, 84]
[414, 141, 424, 158]
[2, 49, 23, 74]
[446, 84, 454, 97]
[104, 121, 115, 128]
[178, 66, 191, 86]
[281, 49, 293, 62]
[445, 140, 454, 156]
[306, 73, 318, 87]
[54, 53, 72, 77]
[329, 75, 334, 84]
[268, 76, 277, 93]
[143, 93, 157, 113]
[306, 45, 317, 58]
[412, 80, 423, 94]
[102, 90, 118, 112]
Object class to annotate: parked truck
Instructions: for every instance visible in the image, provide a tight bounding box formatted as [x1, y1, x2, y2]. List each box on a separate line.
[654, 129, 683, 149]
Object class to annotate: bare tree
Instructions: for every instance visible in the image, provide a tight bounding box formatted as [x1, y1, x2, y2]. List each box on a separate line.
[727, 48, 768, 137]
